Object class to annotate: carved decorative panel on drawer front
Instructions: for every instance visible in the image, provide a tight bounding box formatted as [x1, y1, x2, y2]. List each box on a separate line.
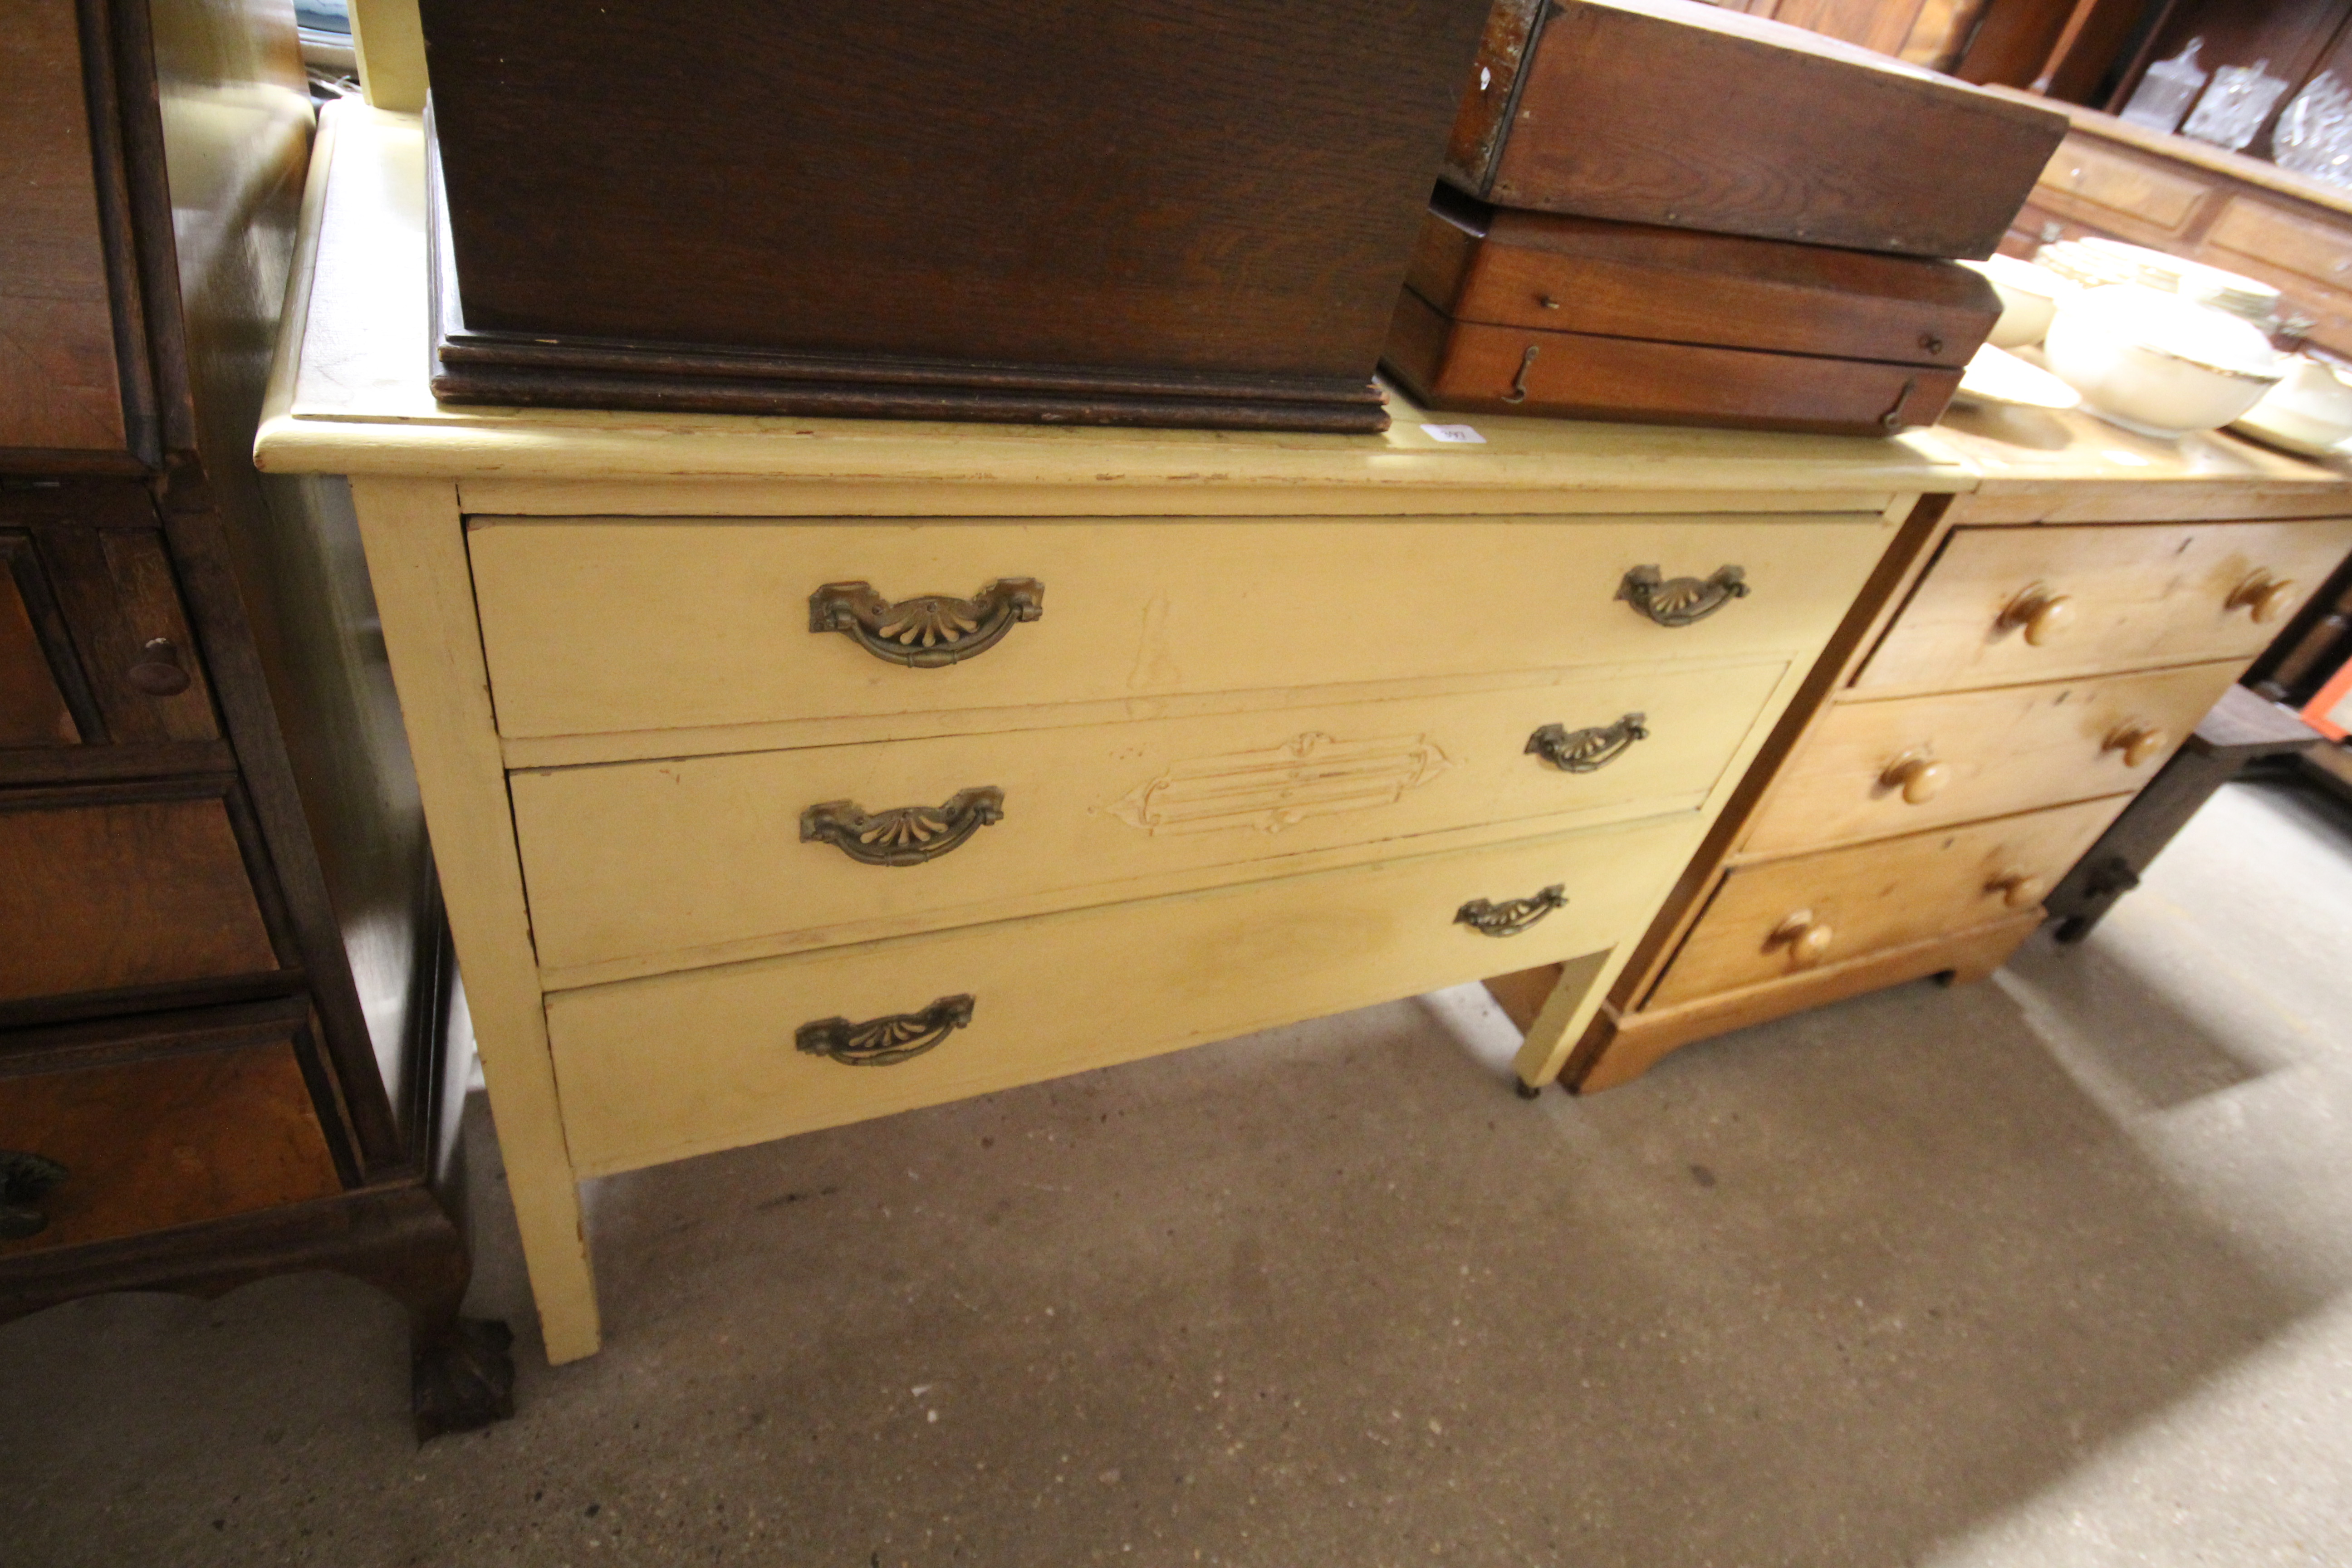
[508, 662, 1788, 985]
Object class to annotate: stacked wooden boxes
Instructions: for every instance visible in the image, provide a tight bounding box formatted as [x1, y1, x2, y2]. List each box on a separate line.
[1384, 0, 2067, 434]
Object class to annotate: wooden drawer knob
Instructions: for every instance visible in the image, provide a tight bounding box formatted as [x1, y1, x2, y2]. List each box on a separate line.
[1769, 911, 1834, 968]
[1997, 584, 2076, 646]
[1986, 869, 2046, 909]
[2226, 570, 2297, 625]
[126, 637, 192, 696]
[0, 1149, 70, 1241]
[1880, 753, 1952, 804]
[2103, 722, 2168, 768]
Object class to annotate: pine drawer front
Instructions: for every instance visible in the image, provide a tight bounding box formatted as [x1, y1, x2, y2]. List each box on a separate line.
[512, 659, 1786, 983]
[544, 814, 1699, 1175]
[466, 514, 1888, 741]
[1852, 519, 2352, 694]
[1743, 659, 2243, 856]
[0, 1028, 343, 1255]
[1650, 796, 2126, 1009]
[0, 788, 279, 1008]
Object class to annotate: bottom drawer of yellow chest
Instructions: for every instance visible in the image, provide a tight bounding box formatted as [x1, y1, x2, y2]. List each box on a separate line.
[544, 813, 1702, 1175]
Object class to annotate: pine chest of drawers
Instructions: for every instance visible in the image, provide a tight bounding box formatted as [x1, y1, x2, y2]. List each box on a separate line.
[255, 103, 1971, 1361]
[1551, 400, 2352, 1093]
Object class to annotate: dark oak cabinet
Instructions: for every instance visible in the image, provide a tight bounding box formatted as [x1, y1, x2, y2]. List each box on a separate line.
[0, 0, 508, 1436]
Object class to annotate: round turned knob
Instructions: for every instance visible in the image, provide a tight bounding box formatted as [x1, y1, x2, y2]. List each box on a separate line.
[1769, 911, 1835, 968]
[2103, 721, 2169, 768]
[1986, 869, 2046, 909]
[1998, 584, 2076, 647]
[2226, 570, 2297, 625]
[125, 637, 191, 697]
[1880, 753, 1952, 804]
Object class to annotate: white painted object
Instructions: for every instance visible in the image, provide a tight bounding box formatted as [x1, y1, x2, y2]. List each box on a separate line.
[2232, 355, 2352, 456]
[2043, 284, 2283, 437]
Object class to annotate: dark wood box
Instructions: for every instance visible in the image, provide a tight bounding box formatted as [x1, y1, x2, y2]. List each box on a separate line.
[415, 0, 1495, 433]
[1444, 0, 2068, 261]
[1383, 193, 2001, 435]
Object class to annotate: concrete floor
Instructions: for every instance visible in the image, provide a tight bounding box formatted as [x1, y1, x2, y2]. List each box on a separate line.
[4, 778, 2349, 1568]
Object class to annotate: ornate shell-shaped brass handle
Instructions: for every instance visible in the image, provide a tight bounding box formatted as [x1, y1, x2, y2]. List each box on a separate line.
[809, 578, 1044, 667]
[1618, 565, 1748, 627]
[0, 1149, 69, 1241]
[802, 786, 1004, 866]
[796, 995, 975, 1067]
[1528, 713, 1649, 773]
[1455, 883, 1568, 937]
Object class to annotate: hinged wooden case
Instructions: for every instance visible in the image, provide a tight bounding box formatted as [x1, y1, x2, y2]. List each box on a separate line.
[1444, 0, 2067, 260]
[1384, 192, 2002, 435]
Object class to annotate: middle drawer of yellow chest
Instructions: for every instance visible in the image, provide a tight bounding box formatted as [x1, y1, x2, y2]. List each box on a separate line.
[511, 660, 1786, 986]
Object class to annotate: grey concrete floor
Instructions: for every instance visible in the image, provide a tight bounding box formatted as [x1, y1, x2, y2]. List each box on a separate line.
[4, 778, 2349, 1568]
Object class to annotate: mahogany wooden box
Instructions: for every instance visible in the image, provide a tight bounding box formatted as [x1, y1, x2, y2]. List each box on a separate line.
[413, 0, 1494, 433]
[1444, 0, 2067, 260]
[1382, 193, 2001, 435]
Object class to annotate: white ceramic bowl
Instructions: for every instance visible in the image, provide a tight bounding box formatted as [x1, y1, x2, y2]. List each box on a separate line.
[2043, 284, 2283, 437]
[1961, 255, 2068, 348]
[2232, 355, 2352, 455]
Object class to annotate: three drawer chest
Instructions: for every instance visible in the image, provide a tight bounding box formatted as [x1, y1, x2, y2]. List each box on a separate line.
[257, 104, 1974, 1360]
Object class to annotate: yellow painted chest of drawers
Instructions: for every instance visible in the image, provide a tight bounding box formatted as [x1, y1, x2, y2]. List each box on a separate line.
[256, 104, 1970, 1361]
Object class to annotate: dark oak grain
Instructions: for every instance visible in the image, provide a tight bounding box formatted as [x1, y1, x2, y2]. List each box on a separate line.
[0, 785, 281, 1004]
[1447, 0, 2067, 260]
[415, 0, 1493, 429]
[0, 1024, 343, 1254]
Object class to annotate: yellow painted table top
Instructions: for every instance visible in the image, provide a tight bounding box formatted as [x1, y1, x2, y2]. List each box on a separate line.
[252, 102, 1973, 506]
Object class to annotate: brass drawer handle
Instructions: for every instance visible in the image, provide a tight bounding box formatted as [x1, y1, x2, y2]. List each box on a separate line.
[1528, 712, 1648, 773]
[796, 995, 975, 1067]
[0, 1149, 69, 1241]
[1455, 883, 1567, 937]
[126, 637, 191, 697]
[1618, 564, 1748, 627]
[802, 786, 1004, 866]
[810, 578, 1044, 667]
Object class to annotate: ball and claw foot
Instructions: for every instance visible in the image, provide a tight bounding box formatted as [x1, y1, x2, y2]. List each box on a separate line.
[1514, 1078, 1543, 1100]
[413, 1317, 517, 1441]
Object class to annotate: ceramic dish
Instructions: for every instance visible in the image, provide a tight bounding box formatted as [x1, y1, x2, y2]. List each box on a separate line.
[1950, 343, 2083, 409]
[2043, 284, 2283, 436]
[1959, 255, 2072, 348]
[2231, 355, 2352, 455]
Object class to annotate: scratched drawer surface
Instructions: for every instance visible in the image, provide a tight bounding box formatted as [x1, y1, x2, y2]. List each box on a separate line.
[1651, 796, 2125, 1009]
[513, 659, 1786, 985]
[1745, 659, 2241, 856]
[1852, 518, 2352, 694]
[544, 813, 1700, 1175]
[466, 514, 1889, 740]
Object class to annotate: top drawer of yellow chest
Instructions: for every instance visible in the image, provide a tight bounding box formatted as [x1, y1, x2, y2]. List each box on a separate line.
[466, 514, 1890, 740]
